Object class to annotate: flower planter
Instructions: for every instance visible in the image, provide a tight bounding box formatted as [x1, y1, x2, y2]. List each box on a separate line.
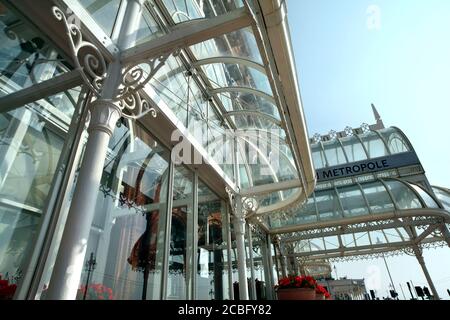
[277, 288, 316, 300]
[315, 293, 325, 300]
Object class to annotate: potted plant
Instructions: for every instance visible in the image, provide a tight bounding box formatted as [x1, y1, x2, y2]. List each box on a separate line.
[0, 275, 17, 300]
[315, 285, 330, 300]
[77, 283, 114, 300]
[275, 275, 317, 300]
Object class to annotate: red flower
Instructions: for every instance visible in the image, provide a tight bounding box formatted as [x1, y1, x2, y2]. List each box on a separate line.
[77, 283, 114, 300]
[275, 275, 318, 290]
[0, 275, 17, 300]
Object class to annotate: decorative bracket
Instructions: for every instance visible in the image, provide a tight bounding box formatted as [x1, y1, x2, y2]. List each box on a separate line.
[225, 187, 259, 218]
[52, 6, 180, 120]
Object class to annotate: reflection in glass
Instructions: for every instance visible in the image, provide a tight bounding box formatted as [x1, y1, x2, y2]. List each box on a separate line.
[384, 180, 422, 210]
[0, 88, 79, 295]
[196, 181, 228, 299]
[73, 122, 170, 300]
[0, 3, 69, 97]
[168, 165, 193, 300]
[78, 0, 122, 36]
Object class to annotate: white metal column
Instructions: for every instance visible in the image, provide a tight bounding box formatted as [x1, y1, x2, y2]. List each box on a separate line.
[413, 245, 440, 300]
[247, 224, 257, 300]
[233, 195, 249, 300]
[44, 0, 145, 299]
[44, 99, 121, 300]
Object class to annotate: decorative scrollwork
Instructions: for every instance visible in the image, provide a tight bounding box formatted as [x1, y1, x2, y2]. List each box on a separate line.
[53, 6, 106, 97]
[52, 6, 178, 120]
[242, 196, 259, 214]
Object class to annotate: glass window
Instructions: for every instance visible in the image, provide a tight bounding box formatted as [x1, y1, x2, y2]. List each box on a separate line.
[169, 165, 193, 300]
[78, 0, 122, 36]
[293, 197, 318, 225]
[196, 181, 229, 300]
[68, 122, 171, 301]
[408, 183, 439, 208]
[134, 5, 164, 46]
[341, 234, 355, 247]
[378, 128, 410, 154]
[360, 132, 388, 158]
[216, 91, 280, 120]
[311, 144, 327, 169]
[322, 140, 346, 167]
[0, 3, 69, 97]
[190, 27, 263, 64]
[322, 236, 339, 250]
[340, 136, 367, 162]
[337, 185, 369, 217]
[201, 63, 273, 95]
[160, 0, 244, 23]
[315, 189, 343, 221]
[384, 180, 422, 210]
[0, 87, 80, 297]
[360, 181, 394, 214]
[432, 187, 450, 211]
[353, 232, 371, 246]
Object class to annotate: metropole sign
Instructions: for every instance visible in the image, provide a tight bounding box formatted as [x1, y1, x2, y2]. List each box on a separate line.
[315, 152, 422, 182]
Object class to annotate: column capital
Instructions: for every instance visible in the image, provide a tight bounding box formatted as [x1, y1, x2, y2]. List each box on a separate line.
[88, 99, 122, 136]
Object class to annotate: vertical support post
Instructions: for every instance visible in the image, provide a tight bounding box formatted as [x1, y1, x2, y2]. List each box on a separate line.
[161, 160, 175, 299]
[413, 245, 440, 300]
[247, 224, 257, 300]
[233, 196, 249, 300]
[266, 235, 275, 300]
[45, 100, 121, 300]
[225, 205, 234, 300]
[441, 225, 450, 248]
[276, 241, 287, 277]
[381, 253, 397, 297]
[44, 0, 146, 300]
[190, 172, 199, 300]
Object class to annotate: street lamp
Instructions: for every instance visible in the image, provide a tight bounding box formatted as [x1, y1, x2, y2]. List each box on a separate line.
[376, 238, 398, 299]
[83, 252, 97, 300]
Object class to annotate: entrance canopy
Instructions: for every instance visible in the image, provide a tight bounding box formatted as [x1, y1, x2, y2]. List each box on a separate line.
[1, 0, 315, 217]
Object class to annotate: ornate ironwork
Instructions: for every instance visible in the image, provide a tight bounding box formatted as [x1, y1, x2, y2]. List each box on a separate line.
[52, 6, 178, 120]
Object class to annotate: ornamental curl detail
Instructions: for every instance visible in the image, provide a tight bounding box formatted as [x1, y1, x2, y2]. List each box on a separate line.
[53, 6, 106, 97]
[52, 6, 177, 120]
[242, 196, 259, 214]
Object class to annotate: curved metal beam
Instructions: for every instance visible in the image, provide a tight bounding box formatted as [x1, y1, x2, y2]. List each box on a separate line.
[224, 110, 282, 127]
[269, 208, 450, 234]
[193, 56, 266, 74]
[210, 87, 276, 105]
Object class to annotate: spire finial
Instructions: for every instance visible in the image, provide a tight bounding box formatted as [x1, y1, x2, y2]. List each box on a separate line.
[371, 103, 384, 129]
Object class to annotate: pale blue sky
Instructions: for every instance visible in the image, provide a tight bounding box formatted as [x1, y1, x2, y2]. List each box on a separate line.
[287, 0, 450, 299]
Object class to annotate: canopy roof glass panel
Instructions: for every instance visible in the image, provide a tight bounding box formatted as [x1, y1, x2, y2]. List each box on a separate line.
[160, 0, 244, 23]
[310, 127, 412, 170]
[269, 178, 441, 230]
[190, 27, 262, 63]
[433, 186, 450, 211]
[201, 63, 273, 95]
[135, 0, 308, 215]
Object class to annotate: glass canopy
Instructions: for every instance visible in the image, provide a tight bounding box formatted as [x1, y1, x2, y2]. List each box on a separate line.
[433, 186, 450, 211]
[134, 0, 303, 213]
[311, 127, 411, 169]
[269, 178, 441, 230]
